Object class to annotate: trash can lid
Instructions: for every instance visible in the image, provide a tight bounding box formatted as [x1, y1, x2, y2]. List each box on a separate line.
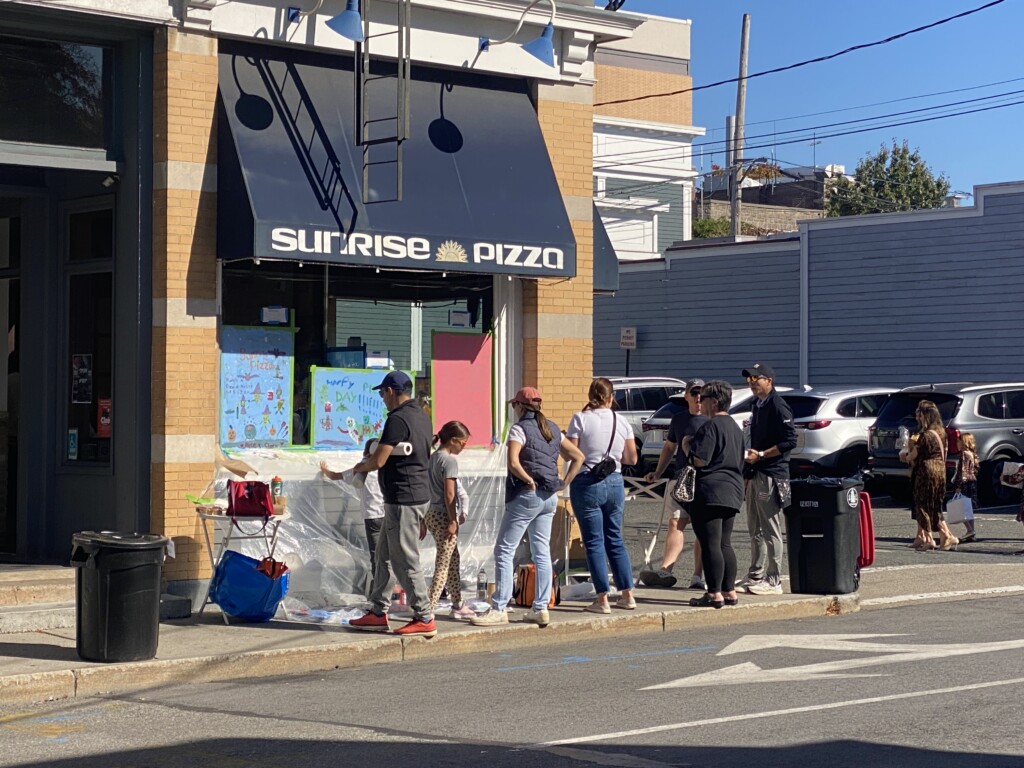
[72, 531, 168, 549]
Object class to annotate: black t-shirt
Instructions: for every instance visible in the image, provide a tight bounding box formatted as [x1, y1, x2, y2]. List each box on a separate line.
[378, 399, 434, 505]
[691, 414, 745, 509]
[666, 411, 708, 467]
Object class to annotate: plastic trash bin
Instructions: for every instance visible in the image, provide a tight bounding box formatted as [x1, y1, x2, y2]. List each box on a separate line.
[783, 477, 862, 595]
[71, 531, 167, 662]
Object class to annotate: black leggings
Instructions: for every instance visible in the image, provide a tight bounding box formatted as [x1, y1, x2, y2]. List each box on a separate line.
[689, 503, 739, 594]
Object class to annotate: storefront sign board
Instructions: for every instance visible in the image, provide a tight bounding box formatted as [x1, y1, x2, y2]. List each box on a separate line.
[219, 326, 295, 449]
[311, 367, 416, 450]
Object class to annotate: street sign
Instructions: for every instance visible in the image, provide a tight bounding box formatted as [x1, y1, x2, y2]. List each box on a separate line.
[644, 634, 1024, 688]
[619, 326, 637, 350]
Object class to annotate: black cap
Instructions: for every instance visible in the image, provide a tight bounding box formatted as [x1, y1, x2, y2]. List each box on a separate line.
[741, 363, 776, 380]
[372, 370, 413, 392]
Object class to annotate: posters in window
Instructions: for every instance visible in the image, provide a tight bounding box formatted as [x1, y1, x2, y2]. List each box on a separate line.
[71, 354, 92, 404]
[219, 326, 295, 449]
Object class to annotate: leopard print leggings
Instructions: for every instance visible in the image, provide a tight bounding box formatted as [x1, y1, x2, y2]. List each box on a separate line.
[425, 505, 462, 608]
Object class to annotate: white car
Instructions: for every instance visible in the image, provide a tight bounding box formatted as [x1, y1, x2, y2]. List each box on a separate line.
[780, 387, 896, 477]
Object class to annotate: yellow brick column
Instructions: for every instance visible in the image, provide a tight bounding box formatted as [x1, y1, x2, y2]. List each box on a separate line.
[527, 83, 595, 428]
[152, 29, 220, 583]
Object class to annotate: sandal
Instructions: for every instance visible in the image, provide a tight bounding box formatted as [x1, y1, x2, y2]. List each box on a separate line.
[723, 596, 739, 606]
[688, 593, 724, 609]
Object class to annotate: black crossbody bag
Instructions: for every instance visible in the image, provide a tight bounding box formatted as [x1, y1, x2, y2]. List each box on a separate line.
[587, 411, 618, 481]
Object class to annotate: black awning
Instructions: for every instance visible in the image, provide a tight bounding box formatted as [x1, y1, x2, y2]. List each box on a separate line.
[593, 204, 619, 295]
[218, 42, 575, 279]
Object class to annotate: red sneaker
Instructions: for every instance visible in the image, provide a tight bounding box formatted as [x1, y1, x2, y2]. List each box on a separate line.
[394, 618, 437, 638]
[348, 612, 391, 632]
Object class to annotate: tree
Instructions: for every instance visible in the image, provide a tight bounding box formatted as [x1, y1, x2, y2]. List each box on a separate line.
[826, 140, 950, 217]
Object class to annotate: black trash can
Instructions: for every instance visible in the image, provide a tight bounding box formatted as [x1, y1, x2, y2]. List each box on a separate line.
[783, 477, 862, 595]
[71, 531, 167, 663]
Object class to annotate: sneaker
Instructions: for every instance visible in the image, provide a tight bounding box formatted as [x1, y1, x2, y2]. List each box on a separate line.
[524, 608, 550, 627]
[393, 618, 437, 638]
[470, 609, 509, 626]
[348, 612, 391, 632]
[736, 574, 762, 588]
[688, 575, 707, 591]
[584, 600, 612, 615]
[615, 596, 637, 610]
[746, 581, 783, 596]
[639, 569, 678, 588]
[451, 604, 478, 621]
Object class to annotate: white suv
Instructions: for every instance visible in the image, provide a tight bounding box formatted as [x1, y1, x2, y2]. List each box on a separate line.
[604, 376, 686, 472]
[782, 387, 895, 477]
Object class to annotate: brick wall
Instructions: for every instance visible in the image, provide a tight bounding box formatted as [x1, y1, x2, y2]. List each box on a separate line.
[152, 29, 220, 581]
[694, 199, 824, 234]
[593, 64, 692, 126]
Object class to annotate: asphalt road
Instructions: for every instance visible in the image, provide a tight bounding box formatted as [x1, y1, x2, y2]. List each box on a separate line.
[2, 595, 1024, 767]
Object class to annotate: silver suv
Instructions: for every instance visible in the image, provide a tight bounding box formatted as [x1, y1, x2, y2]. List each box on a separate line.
[605, 376, 686, 472]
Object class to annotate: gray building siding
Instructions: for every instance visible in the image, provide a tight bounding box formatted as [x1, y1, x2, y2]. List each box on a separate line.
[807, 190, 1024, 387]
[334, 300, 413, 371]
[594, 243, 801, 385]
[603, 178, 686, 255]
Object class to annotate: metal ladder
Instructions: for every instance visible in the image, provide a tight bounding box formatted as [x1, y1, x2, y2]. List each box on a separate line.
[355, 0, 411, 204]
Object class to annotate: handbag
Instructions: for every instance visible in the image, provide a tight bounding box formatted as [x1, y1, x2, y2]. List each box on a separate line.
[208, 550, 289, 622]
[256, 557, 289, 580]
[671, 464, 696, 504]
[945, 493, 973, 525]
[588, 411, 619, 481]
[227, 480, 275, 532]
[512, 563, 559, 608]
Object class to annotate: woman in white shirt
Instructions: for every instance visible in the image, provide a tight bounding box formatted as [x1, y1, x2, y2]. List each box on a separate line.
[567, 377, 639, 614]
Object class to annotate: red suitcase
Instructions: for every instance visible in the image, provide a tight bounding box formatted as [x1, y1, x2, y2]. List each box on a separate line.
[857, 491, 875, 570]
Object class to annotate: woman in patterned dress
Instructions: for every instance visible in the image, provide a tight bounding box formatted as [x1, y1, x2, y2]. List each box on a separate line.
[901, 400, 958, 551]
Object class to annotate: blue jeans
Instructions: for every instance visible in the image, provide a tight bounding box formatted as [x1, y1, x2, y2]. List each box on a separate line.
[570, 472, 633, 594]
[492, 489, 556, 612]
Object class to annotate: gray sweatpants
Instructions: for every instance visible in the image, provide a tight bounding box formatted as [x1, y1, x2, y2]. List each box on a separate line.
[744, 473, 785, 586]
[369, 502, 432, 621]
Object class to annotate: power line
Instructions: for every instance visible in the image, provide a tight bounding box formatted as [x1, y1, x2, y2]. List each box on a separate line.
[594, 0, 1008, 108]
[594, 87, 1024, 169]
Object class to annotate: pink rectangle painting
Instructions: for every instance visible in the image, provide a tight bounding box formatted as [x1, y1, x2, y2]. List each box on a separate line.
[431, 332, 493, 447]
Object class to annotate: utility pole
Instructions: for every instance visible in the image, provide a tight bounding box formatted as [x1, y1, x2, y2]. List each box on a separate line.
[729, 13, 750, 239]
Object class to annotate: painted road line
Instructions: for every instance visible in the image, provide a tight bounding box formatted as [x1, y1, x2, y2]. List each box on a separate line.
[861, 585, 1024, 605]
[539, 676, 1024, 746]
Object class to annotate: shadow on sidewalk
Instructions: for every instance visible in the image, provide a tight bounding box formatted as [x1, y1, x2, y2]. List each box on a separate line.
[0, 640, 80, 663]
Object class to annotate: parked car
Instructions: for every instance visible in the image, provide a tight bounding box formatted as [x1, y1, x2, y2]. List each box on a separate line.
[778, 387, 895, 477]
[728, 386, 793, 431]
[868, 382, 1024, 505]
[605, 376, 686, 473]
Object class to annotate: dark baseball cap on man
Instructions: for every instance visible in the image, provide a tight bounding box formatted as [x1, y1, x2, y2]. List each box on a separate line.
[685, 378, 705, 391]
[741, 363, 776, 380]
[372, 370, 413, 392]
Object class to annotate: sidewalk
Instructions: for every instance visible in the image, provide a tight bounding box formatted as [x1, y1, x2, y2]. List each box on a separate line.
[2, 562, 1023, 706]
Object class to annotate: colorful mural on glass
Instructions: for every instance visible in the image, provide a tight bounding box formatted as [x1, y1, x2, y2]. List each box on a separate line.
[219, 326, 294, 449]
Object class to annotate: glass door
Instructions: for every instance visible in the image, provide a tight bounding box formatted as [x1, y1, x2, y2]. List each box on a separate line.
[0, 210, 19, 553]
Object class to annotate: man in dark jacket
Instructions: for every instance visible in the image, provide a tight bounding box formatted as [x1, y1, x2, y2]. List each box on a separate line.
[739, 364, 797, 595]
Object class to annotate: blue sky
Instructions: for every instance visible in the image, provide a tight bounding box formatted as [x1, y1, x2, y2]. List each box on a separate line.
[603, 0, 1024, 198]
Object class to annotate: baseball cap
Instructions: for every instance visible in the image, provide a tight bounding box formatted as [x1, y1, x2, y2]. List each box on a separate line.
[685, 378, 705, 392]
[372, 370, 413, 392]
[509, 386, 543, 407]
[741, 363, 776, 380]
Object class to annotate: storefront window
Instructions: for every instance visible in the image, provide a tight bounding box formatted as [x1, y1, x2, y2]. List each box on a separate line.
[0, 35, 110, 149]
[0, 211, 19, 551]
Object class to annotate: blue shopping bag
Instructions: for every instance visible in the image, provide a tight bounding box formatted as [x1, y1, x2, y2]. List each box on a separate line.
[209, 550, 289, 622]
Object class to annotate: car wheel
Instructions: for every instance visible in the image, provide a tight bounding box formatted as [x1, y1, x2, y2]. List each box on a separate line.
[980, 456, 1022, 507]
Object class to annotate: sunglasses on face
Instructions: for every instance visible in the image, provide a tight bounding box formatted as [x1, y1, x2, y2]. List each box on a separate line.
[688, 388, 702, 395]
[746, 375, 766, 383]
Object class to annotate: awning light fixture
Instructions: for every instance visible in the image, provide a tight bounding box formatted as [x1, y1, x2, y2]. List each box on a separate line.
[479, 0, 557, 68]
[287, 0, 365, 44]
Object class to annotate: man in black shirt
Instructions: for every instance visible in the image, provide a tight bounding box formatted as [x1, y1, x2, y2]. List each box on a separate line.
[641, 379, 707, 590]
[347, 371, 437, 637]
[739, 363, 797, 595]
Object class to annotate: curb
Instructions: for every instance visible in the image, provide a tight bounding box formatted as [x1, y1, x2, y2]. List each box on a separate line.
[0, 594, 857, 706]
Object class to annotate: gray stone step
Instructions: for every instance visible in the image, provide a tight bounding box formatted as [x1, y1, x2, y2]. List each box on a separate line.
[0, 578, 76, 607]
[0, 594, 191, 634]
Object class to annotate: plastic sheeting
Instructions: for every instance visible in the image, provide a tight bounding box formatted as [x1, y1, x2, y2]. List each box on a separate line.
[196, 446, 508, 621]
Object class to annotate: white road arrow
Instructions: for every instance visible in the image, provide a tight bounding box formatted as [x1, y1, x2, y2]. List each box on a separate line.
[644, 635, 1024, 689]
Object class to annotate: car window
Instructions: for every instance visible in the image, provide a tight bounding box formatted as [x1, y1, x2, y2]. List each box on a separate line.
[1005, 390, 1024, 419]
[836, 398, 856, 418]
[729, 400, 753, 415]
[650, 401, 688, 420]
[613, 389, 629, 412]
[780, 395, 824, 419]
[876, 393, 960, 424]
[637, 387, 670, 411]
[977, 393, 1004, 419]
[858, 394, 888, 418]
